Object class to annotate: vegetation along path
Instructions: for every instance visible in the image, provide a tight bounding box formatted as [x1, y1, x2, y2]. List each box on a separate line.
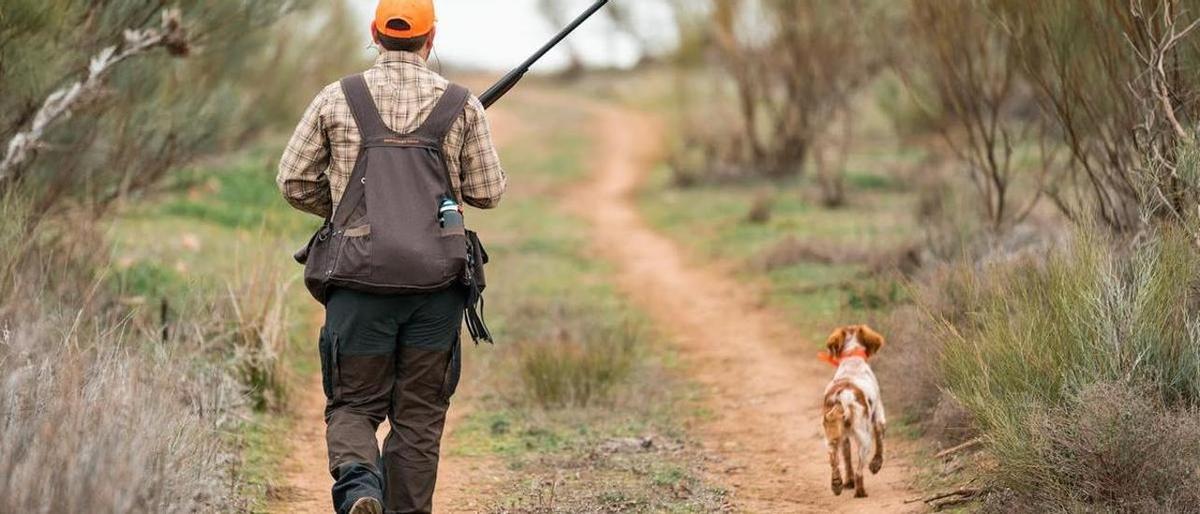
[568, 99, 920, 513]
[271, 92, 920, 512]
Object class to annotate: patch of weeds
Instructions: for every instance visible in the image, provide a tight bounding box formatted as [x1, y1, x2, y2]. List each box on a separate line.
[846, 276, 905, 310]
[846, 169, 898, 191]
[451, 410, 571, 458]
[517, 318, 640, 409]
[652, 464, 688, 487]
[111, 260, 187, 300]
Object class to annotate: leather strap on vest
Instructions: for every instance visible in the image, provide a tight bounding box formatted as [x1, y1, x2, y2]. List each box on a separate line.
[331, 75, 376, 228]
[413, 84, 471, 144]
[333, 76, 472, 226]
[340, 74, 391, 141]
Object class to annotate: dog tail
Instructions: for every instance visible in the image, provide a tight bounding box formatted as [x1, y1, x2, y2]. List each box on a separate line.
[823, 390, 854, 439]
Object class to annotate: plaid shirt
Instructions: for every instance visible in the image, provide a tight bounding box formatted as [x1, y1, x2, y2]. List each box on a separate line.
[277, 51, 506, 219]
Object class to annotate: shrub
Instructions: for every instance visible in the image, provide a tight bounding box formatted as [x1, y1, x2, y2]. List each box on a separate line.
[223, 242, 294, 412]
[0, 1, 364, 225]
[984, 382, 1200, 512]
[0, 302, 247, 512]
[510, 302, 641, 409]
[918, 228, 1200, 508]
[670, 0, 895, 183]
[939, 229, 1200, 419]
[0, 1, 303, 217]
[991, 1, 1200, 235]
[902, 0, 1051, 233]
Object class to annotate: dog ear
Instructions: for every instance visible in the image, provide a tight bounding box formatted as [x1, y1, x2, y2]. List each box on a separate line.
[825, 327, 847, 357]
[858, 324, 886, 356]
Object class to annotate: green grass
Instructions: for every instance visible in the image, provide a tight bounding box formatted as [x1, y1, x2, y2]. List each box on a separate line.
[440, 88, 725, 511]
[923, 229, 1200, 510]
[238, 412, 294, 512]
[637, 158, 918, 342]
[108, 140, 323, 510]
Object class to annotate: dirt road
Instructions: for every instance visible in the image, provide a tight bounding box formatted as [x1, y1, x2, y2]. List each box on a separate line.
[270, 375, 496, 513]
[566, 102, 920, 513]
[268, 106, 520, 514]
[271, 95, 919, 513]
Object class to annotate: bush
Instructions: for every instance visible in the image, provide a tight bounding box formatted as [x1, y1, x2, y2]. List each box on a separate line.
[915, 228, 1200, 509]
[0, 1, 364, 225]
[990, 1, 1200, 234]
[510, 302, 641, 409]
[223, 242, 294, 412]
[670, 0, 895, 183]
[939, 229, 1200, 419]
[902, 0, 1050, 233]
[0, 302, 247, 512]
[984, 382, 1200, 513]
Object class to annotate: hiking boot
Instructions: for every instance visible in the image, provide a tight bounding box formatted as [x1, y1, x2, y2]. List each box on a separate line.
[349, 497, 383, 514]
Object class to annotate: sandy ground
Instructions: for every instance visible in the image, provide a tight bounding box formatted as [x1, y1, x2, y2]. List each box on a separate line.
[268, 106, 519, 514]
[271, 92, 921, 513]
[565, 100, 922, 513]
[268, 329, 501, 514]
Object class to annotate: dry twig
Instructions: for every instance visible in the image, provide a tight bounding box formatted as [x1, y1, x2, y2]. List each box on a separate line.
[0, 10, 189, 181]
[934, 437, 983, 459]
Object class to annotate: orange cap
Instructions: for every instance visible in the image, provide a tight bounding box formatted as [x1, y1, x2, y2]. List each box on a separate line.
[374, 0, 436, 39]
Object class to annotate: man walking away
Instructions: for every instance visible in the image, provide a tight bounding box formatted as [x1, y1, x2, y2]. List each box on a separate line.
[277, 1, 506, 512]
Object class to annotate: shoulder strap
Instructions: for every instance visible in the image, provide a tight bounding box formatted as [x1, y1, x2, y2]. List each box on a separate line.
[340, 74, 392, 140]
[412, 84, 471, 142]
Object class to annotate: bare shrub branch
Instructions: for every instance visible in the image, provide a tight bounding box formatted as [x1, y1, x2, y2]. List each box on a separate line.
[903, 0, 1053, 233]
[0, 9, 188, 181]
[994, 0, 1200, 236]
[673, 0, 891, 185]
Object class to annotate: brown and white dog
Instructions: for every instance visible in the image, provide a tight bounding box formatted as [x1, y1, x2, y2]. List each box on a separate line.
[820, 324, 886, 498]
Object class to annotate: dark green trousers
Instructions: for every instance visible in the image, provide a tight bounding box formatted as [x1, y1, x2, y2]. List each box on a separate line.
[320, 286, 465, 514]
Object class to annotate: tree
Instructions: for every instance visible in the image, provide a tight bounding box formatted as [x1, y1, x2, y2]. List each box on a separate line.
[677, 0, 891, 200]
[0, 0, 309, 220]
[903, 0, 1051, 232]
[993, 0, 1200, 236]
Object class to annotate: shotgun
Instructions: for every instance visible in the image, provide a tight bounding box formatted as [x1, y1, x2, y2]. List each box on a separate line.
[478, 0, 611, 109]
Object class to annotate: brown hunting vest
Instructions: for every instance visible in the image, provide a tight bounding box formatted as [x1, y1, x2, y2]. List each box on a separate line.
[296, 74, 472, 304]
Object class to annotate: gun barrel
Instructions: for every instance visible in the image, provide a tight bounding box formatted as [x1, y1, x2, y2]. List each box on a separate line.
[479, 0, 611, 108]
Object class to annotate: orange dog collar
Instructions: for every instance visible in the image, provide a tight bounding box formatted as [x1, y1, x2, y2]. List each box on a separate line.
[818, 348, 869, 367]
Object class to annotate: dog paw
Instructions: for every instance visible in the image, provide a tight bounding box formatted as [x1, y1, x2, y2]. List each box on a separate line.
[831, 477, 843, 496]
[854, 488, 868, 498]
[870, 456, 883, 474]
[844, 477, 855, 489]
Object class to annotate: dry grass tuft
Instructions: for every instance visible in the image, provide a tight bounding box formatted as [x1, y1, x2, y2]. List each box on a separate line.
[223, 243, 293, 412]
[745, 194, 774, 224]
[752, 237, 840, 271]
[0, 303, 247, 512]
[895, 227, 1200, 509]
[983, 382, 1200, 513]
[506, 301, 641, 409]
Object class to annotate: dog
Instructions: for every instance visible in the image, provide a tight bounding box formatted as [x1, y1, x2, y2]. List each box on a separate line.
[819, 324, 886, 498]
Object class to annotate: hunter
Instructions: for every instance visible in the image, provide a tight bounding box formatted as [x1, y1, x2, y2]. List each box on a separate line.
[276, 0, 506, 512]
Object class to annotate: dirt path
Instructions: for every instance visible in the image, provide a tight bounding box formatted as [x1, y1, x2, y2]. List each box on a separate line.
[269, 93, 920, 513]
[268, 105, 520, 514]
[269, 331, 496, 514]
[567, 102, 921, 513]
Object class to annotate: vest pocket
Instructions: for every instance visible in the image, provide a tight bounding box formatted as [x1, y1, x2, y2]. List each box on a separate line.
[334, 224, 372, 278]
[439, 230, 468, 279]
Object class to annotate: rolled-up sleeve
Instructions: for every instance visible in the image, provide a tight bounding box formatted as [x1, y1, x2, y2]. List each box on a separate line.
[458, 96, 507, 209]
[277, 87, 334, 219]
